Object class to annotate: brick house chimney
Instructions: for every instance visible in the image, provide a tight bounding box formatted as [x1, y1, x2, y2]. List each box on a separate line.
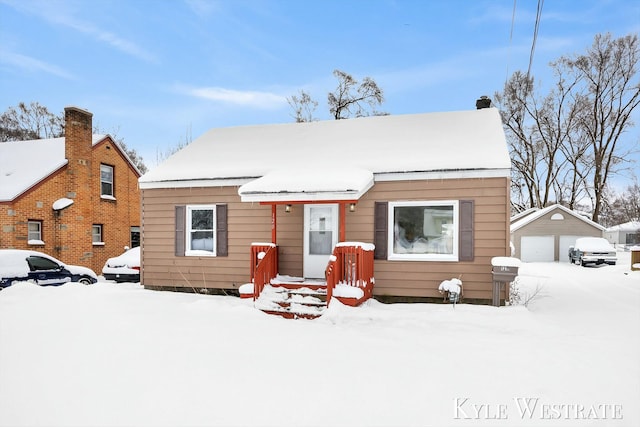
[64, 106, 93, 163]
[62, 106, 93, 264]
[64, 106, 93, 199]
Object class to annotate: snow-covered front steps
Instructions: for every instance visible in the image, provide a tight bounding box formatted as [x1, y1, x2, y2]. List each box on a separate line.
[254, 281, 328, 319]
[240, 274, 371, 319]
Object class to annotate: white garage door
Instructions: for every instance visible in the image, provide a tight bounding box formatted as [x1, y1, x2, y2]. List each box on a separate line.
[521, 236, 554, 262]
[559, 235, 584, 263]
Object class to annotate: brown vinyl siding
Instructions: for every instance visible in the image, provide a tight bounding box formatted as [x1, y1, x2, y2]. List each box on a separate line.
[345, 178, 510, 300]
[141, 176, 510, 301]
[141, 186, 271, 291]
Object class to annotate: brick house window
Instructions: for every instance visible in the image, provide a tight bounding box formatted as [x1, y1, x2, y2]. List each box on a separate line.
[130, 226, 140, 248]
[100, 164, 114, 197]
[28, 220, 44, 245]
[92, 224, 104, 245]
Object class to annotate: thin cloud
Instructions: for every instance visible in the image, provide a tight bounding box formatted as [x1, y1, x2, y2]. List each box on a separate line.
[0, 49, 75, 79]
[175, 85, 287, 109]
[51, 15, 157, 63]
[184, 0, 220, 17]
[2, 0, 157, 63]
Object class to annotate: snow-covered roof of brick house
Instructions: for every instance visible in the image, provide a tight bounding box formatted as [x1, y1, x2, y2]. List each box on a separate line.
[139, 108, 511, 195]
[0, 135, 109, 202]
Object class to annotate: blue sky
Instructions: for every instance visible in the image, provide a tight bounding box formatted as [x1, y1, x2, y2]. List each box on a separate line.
[1, 0, 639, 184]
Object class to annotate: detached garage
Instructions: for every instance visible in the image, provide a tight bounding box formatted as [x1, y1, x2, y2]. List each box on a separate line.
[511, 204, 605, 262]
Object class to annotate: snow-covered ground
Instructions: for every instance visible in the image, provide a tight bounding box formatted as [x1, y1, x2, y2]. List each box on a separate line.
[1, 252, 638, 427]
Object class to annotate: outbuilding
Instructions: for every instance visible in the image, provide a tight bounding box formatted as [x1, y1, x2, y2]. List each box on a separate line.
[510, 204, 604, 262]
[604, 221, 640, 248]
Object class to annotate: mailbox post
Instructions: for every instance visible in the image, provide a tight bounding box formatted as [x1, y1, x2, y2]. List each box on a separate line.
[490, 257, 521, 307]
[631, 246, 640, 272]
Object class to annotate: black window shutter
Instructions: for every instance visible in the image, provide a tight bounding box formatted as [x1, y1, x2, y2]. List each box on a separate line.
[459, 200, 474, 261]
[216, 204, 228, 257]
[175, 205, 185, 257]
[374, 201, 388, 260]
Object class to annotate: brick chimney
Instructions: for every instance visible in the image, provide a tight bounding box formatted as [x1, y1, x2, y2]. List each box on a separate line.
[475, 95, 492, 109]
[61, 106, 93, 266]
[64, 106, 93, 163]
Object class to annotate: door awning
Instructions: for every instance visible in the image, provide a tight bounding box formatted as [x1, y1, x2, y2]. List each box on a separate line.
[238, 167, 374, 203]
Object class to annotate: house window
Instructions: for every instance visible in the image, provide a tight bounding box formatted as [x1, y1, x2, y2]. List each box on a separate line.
[100, 164, 114, 197]
[92, 224, 103, 244]
[186, 205, 216, 256]
[130, 226, 140, 248]
[388, 200, 459, 261]
[175, 205, 227, 257]
[27, 220, 43, 245]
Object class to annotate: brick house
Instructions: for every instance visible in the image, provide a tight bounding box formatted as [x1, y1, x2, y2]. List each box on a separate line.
[0, 106, 141, 273]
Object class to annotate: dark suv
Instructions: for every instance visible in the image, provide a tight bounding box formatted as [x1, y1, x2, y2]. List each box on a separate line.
[0, 249, 98, 288]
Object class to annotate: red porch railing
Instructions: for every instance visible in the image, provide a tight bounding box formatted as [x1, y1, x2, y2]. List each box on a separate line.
[250, 243, 278, 301]
[325, 242, 375, 307]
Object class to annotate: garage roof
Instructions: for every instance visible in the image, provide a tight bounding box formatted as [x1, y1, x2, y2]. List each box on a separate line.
[511, 204, 605, 232]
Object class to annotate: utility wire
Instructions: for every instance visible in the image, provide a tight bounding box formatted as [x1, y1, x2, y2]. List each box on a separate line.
[526, 0, 544, 87]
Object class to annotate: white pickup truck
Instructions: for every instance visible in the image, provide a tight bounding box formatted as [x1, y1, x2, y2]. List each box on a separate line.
[568, 237, 617, 266]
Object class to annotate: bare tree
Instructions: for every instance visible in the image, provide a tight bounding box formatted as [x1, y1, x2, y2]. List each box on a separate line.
[286, 70, 386, 122]
[0, 102, 64, 141]
[495, 33, 640, 220]
[560, 33, 640, 222]
[328, 69, 385, 119]
[1, 102, 148, 173]
[600, 179, 640, 225]
[495, 71, 542, 209]
[287, 90, 318, 123]
[93, 124, 148, 174]
[118, 140, 147, 174]
[496, 68, 594, 211]
[155, 125, 193, 166]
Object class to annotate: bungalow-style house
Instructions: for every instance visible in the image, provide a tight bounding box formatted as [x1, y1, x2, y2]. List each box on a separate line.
[138, 107, 512, 313]
[604, 221, 640, 248]
[510, 204, 604, 262]
[0, 107, 141, 274]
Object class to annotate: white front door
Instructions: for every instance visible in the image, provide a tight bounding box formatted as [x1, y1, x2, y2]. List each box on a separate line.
[303, 204, 339, 278]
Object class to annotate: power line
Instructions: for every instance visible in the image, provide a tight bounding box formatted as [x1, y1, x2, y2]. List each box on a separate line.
[526, 0, 544, 84]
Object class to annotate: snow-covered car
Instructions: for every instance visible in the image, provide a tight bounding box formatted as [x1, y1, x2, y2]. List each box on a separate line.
[568, 237, 617, 266]
[102, 246, 141, 282]
[0, 249, 98, 288]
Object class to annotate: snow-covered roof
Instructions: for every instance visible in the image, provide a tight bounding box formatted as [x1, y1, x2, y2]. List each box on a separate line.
[510, 207, 539, 223]
[139, 108, 510, 188]
[0, 135, 107, 202]
[510, 204, 605, 232]
[605, 221, 640, 232]
[238, 167, 374, 202]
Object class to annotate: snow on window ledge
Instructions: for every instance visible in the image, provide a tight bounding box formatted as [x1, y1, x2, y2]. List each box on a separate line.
[388, 254, 459, 262]
[101, 195, 116, 201]
[93, 242, 106, 246]
[185, 250, 216, 257]
[28, 240, 45, 246]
